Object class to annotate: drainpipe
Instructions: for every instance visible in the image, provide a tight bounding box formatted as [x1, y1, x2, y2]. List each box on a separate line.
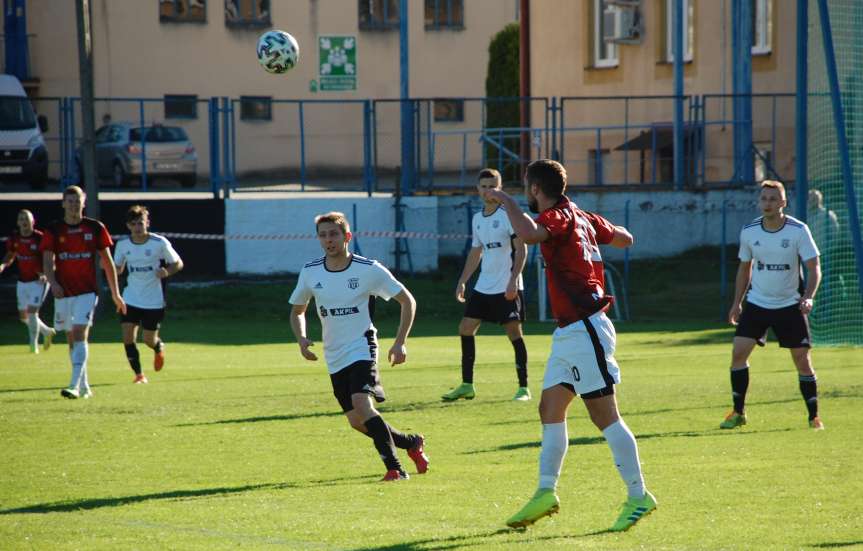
[519, 0, 531, 172]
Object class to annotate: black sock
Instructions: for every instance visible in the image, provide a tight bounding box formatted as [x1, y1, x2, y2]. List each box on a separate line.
[511, 337, 528, 387]
[364, 416, 402, 472]
[154, 339, 164, 353]
[386, 424, 416, 450]
[125, 343, 141, 375]
[730, 366, 749, 414]
[799, 375, 819, 420]
[460, 335, 475, 384]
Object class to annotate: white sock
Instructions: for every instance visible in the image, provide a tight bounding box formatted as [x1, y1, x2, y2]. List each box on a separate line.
[69, 341, 89, 389]
[538, 422, 568, 491]
[602, 419, 646, 498]
[35, 315, 53, 337]
[23, 317, 37, 348]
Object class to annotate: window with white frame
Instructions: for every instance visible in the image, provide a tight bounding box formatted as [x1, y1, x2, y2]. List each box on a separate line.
[594, 0, 619, 68]
[751, 0, 772, 54]
[665, 0, 694, 62]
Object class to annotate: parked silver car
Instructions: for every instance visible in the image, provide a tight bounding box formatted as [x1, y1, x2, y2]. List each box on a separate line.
[77, 122, 198, 187]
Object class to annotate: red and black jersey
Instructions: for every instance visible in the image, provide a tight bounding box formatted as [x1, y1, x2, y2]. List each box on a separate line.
[536, 197, 616, 327]
[5, 229, 44, 282]
[40, 217, 113, 297]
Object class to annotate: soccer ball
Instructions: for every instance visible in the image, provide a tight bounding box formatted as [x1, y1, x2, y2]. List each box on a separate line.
[256, 30, 299, 74]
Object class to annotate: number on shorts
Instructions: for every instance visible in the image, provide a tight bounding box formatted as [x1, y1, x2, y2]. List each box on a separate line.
[570, 366, 581, 382]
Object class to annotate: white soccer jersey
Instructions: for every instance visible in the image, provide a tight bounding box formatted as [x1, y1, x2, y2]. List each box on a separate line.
[471, 206, 523, 294]
[113, 233, 181, 309]
[738, 216, 819, 309]
[289, 254, 405, 374]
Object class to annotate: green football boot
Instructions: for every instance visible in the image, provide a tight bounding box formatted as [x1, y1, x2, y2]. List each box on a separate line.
[505, 488, 560, 529]
[719, 411, 747, 429]
[610, 491, 657, 532]
[441, 382, 475, 401]
[513, 386, 532, 401]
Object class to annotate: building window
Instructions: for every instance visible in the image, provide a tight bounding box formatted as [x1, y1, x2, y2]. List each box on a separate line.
[240, 96, 272, 121]
[359, 0, 399, 30]
[425, 0, 464, 30]
[164, 95, 198, 119]
[588, 149, 609, 185]
[159, 0, 206, 23]
[665, 0, 694, 62]
[433, 99, 464, 122]
[225, 0, 270, 27]
[593, 0, 619, 68]
[751, 0, 772, 55]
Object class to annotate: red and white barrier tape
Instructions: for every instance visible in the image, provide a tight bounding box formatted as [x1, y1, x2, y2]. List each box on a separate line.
[2, 231, 471, 242]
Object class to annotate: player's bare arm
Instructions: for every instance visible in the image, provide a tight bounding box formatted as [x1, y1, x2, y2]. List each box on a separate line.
[99, 248, 127, 314]
[507, 236, 527, 301]
[289, 302, 318, 361]
[609, 227, 634, 249]
[43, 249, 64, 298]
[483, 189, 550, 244]
[0, 251, 14, 273]
[799, 256, 821, 315]
[158, 258, 184, 279]
[728, 260, 753, 325]
[456, 246, 482, 302]
[389, 288, 416, 366]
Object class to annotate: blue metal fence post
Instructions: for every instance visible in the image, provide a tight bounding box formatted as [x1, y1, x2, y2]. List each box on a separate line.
[298, 101, 306, 191]
[732, 0, 754, 184]
[208, 97, 221, 197]
[399, 0, 414, 196]
[673, 0, 685, 190]
[816, 0, 863, 306]
[720, 198, 729, 319]
[221, 96, 232, 197]
[623, 97, 630, 185]
[138, 99, 148, 191]
[795, 0, 808, 221]
[352, 203, 363, 255]
[551, 97, 558, 160]
[624, 199, 631, 318]
[363, 99, 372, 196]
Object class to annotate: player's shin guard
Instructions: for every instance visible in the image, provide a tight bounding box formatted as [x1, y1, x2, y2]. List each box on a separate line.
[364, 415, 403, 472]
[125, 343, 142, 375]
[603, 419, 646, 498]
[460, 335, 475, 384]
[69, 341, 89, 390]
[511, 337, 528, 387]
[538, 422, 568, 490]
[799, 374, 818, 420]
[730, 365, 750, 414]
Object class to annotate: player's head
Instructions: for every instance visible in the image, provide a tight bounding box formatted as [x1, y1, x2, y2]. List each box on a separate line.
[759, 180, 787, 217]
[524, 159, 567, 213]
[477, 168, 502, 204]
[126, 205, 150, 237]
[808, 189, 824, 210]
[62, 185, 86, 218]
[315, 211, 352, 257]
[16, 209, 34, 234]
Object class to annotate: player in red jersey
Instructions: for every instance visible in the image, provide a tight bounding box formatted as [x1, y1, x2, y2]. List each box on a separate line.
[41, 186, 126, 399]
[0, 209, 56, 353]
[484, 160, 656, 533]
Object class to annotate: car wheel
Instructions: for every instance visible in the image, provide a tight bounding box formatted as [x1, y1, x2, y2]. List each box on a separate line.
[112, 162, 128, 188]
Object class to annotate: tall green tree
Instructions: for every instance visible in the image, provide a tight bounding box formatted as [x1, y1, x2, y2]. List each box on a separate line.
[485, 22, 520, 183]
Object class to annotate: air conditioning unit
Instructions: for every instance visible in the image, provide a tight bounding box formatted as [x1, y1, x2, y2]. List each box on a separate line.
[603, 5, 643, 45]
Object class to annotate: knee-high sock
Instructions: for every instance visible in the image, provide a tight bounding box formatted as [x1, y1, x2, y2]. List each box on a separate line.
[511, 337, 528, 387]
[23, 316, 37, 348]
[125, 343, 142, 375]
[603, 419, 646, 498]
[35, 315, 52, 337]
[69, 341, 89, 390]
[731, 366, 750, 414]
[461, 335, 475, 384]
[364, 415, 402, 472]
[361, 422, 415, 450]
[538, 422, 568, 490]
[799, 374, 819, 420]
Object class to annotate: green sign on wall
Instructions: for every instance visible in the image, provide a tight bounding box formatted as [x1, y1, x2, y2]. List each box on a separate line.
[318, 36, 357, 91]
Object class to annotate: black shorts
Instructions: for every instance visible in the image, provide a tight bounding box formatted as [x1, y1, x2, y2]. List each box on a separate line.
[463, 290, 526, 324]
[330, 360, 387, 413]
[120, 305, 165, 331]
[735, 301, 811, 349]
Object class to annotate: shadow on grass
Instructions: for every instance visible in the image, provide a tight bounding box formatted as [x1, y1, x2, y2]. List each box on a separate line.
[0, 474, 376, 515]
[808, 542, 863, 549]
[348, 527, 617, 551]
[469, 426, 794, 454]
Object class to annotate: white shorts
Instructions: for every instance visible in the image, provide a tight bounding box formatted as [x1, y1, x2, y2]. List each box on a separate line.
[16, 280, 49, 311]
[542, 311, 621, 396]
[54, 292, 98, 332]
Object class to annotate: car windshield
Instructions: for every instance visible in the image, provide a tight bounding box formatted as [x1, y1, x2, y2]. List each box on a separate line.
[0, 96, 37, 130]
[129, 126, 188, 142]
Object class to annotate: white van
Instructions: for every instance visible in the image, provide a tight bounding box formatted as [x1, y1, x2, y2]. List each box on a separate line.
[0, 74, 48, 189]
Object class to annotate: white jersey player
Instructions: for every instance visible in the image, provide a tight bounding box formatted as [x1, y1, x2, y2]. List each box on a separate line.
[289, 211, 429, 481]
[443, 168, 530, 403]
[114, 205, 183, 383]
[722, 180, 824, 431]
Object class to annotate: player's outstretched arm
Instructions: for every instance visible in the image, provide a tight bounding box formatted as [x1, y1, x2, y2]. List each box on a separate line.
[289, 303, 318, 361]
[506, 237, 528, 300]
[389, 288, 416, 366]
[728, 260, 753, 325]
[99, 248, 126, 314]
[0, 251, 14, 274]
[799, 256, 821, 314]
[483, 189, 550, 244]
[609, 226, 634, 248]
[456, 247, 482, 302]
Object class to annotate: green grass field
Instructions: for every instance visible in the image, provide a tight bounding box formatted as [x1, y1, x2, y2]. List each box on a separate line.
[1, 275, 861, 550]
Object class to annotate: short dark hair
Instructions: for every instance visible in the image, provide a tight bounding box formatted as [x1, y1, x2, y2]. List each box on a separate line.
[525, 159, 567, 199]
[315, 211, 351, 235]
[126, 205, 149, 224]
[477, 168, 501, 184]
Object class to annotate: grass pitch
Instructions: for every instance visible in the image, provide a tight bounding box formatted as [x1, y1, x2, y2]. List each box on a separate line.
[0, 281, 861, 550]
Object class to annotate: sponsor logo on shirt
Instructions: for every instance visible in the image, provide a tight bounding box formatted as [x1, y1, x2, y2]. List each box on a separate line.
[319, 305, 328, 317]
[753, 240, 761, 246]
[781, 239, 790, 248]
[492, 220, 500, 228]
[348, 277, 359, 289]
[756, 261, 790, 271]
[314, 282, 323, 289]
[328, 306, 360, 316]
[57, 252, 92, 260]
[84, 233, 93, 241]
[129, 265, 155, 273]
[485, 242, 502, 249]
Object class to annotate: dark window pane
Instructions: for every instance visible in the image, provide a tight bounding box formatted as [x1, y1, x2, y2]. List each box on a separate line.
[160, 0, 207, 23]
[164, 95, 199, 119]
[225, 0, 271, 27]
[240, 96, 272, 121]
[359, 0, 399, 30]
[130, 127, 189, 142]
[433, 99, 464, 122]
[425, 0, 463, 29]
